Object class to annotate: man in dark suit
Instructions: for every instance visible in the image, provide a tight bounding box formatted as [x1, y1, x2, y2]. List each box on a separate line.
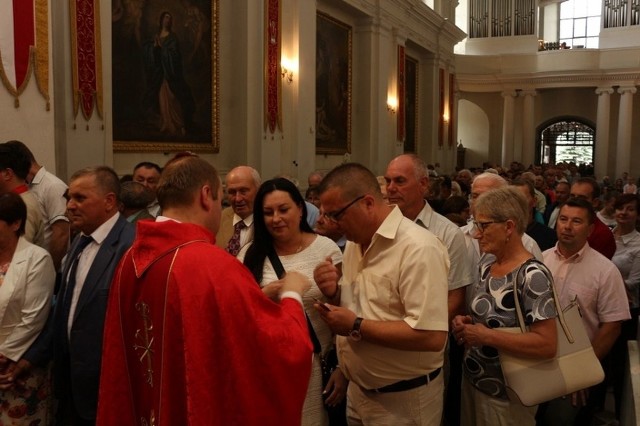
[12, 166, 135, 425]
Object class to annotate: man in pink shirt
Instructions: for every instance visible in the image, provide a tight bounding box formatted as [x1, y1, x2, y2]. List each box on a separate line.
[570, 177, 616, 259]
[537, 197, 630, 425]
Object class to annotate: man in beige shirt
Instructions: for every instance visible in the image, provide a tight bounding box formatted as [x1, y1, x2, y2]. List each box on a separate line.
[314, 163, 450, 425]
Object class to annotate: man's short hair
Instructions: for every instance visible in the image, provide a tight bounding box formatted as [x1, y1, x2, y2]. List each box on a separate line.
[561, 197, 596, 224]
[511, 178, 536, 199]
[472, 172, 507, 188]
[120, 181, 155, 210]
[157, 155, 220, 209]
[70, 166, 121, 202]
[133, 161, 162, 175]
[3, 140, 36, 163]
[319, 163, 381, 201]
[0, 143, 31, 180]
[572, 177, 600, 199]
[402, 153, 428, 180]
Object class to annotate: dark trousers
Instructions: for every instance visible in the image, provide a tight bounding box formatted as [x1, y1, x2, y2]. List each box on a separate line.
[443, 338, 464, 426]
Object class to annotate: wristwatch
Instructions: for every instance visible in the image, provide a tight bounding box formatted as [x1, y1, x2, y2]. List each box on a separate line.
[349, 317, 363, 342]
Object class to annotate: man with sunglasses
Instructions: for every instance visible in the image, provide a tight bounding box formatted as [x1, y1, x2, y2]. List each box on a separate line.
[313, 163, 450, 425]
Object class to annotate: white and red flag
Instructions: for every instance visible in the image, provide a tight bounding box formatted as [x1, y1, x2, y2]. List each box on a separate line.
[0, 0, 49, 108]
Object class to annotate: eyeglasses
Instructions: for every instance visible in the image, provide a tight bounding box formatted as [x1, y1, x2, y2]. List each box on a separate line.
[323, 195, 365, 224]
[472, 220, 504, 234]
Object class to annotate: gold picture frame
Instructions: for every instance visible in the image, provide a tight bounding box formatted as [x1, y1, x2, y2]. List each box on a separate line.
[112, 0, 219, 152]
[316, 12, 352, 155]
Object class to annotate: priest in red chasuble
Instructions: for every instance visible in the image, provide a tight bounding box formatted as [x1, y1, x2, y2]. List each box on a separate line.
[97, 154, 313, 426]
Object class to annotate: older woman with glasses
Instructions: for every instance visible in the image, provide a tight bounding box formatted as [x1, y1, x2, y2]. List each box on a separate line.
[239, 178, 345, 426]
[0, 193, 55, 424]
[452, 186, 558, 426]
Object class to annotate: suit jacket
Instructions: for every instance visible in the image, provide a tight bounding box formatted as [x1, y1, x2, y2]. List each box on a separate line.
[53, 214, 135, 420]
[0, 238, 54, 361]
[215, 206, 235, 249]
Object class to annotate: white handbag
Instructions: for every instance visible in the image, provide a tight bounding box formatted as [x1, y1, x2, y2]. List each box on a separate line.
[497, 260, 604, 407]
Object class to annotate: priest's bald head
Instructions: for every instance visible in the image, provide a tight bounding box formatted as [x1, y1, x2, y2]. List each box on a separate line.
[158, 153, 223, 234]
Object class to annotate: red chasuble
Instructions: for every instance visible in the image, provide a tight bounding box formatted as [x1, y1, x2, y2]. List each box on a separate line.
[97, 220, 313, 425]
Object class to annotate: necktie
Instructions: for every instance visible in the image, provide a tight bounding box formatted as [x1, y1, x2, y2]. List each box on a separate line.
[226, 221, 246, 256]
[60, 235, 94, 329]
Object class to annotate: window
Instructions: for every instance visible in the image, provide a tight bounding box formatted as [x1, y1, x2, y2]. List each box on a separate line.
[538, 119, 595, 166]
[559, 0, 602, 48]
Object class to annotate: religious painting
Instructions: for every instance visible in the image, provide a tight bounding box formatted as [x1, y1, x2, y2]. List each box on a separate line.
[316, 12, 351, 154]
[112, 0, 218, 152]
[404, 55, 418, 153]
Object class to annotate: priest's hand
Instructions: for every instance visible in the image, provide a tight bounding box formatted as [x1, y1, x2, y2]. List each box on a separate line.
[262, 281, 284, 301]
[279, 271, 311, 296]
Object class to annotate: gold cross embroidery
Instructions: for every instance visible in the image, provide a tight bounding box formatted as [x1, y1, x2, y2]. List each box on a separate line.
[134, 302, 154, 387]
[141, 409, 156, 426]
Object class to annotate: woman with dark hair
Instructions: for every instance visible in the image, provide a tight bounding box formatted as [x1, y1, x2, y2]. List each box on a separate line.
[239, 178, 345, 425]
[0, 193, 55, 423]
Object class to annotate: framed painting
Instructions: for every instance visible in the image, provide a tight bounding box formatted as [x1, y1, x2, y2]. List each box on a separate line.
[112, 0, 219, 152]
[404, 55, 418, 153]
[316, 12, 351, 155]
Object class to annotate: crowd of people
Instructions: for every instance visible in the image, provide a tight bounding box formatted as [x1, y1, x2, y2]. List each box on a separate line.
[0, 139, 638, 426]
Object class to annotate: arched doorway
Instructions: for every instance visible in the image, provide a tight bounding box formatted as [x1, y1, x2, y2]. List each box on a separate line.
[536, 117, 595, 165]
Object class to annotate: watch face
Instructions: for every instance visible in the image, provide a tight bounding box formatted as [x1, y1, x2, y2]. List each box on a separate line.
[349, 329, 362, 342]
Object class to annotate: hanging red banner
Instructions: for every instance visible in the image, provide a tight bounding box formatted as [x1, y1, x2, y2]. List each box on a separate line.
[438, 68, 445, 146]
[449, 73, 455, 147]
[0, 0, 50, 108]
[71, 0, 103, 120]
[397, 45, 405, 142]
[264, 0, 281, 133]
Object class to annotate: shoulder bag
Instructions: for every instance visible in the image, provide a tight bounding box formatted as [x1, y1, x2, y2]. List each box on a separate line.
[497, 259, 604, 406]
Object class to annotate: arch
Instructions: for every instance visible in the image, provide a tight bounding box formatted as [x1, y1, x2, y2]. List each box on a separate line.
[457, 99, 490, 168]
[536, 116, 596, 165]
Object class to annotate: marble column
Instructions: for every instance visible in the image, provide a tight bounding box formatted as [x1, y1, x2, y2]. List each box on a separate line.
[501, 91, 517, 168]
[616, 86, 637, 179]
[595, 87, 614, 180]
[520, 90, 537, 166]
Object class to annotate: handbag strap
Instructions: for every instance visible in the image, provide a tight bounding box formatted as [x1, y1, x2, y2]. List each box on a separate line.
[267, 249, 323, 354]
[511, 259, 574, 343]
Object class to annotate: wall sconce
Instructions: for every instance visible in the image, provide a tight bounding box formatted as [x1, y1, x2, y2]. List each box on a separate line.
[443, 113, 450, 123]
[281, 57, 295, 83]
[387, 97, 398, 114]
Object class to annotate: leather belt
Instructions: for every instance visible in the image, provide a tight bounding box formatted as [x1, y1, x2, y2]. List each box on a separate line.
[368, 367, 441, 393]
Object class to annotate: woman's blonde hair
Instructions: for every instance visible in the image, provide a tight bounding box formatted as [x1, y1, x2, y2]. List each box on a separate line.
[475, 186, 529, 234]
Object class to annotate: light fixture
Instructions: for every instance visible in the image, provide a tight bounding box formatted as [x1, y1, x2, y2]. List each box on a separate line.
[281, 57, 295, 83]
[443, 113, 450, 123]
[387, 96, 398, 114]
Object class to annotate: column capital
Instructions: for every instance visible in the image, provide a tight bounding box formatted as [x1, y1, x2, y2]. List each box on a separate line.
[617, 86, 637, 95]
[595, 87, 614, 96]
[519, 89, 537, 97]
[501, 90, 517, 98]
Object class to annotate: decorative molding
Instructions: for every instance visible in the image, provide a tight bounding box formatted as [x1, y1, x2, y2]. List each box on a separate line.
[595, 87, 615, 95]
[618, 86, 638, 95]
[458, 72, 640, 92]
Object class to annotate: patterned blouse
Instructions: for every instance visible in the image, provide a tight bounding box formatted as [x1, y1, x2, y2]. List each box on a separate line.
[463, 257, 558, 400]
